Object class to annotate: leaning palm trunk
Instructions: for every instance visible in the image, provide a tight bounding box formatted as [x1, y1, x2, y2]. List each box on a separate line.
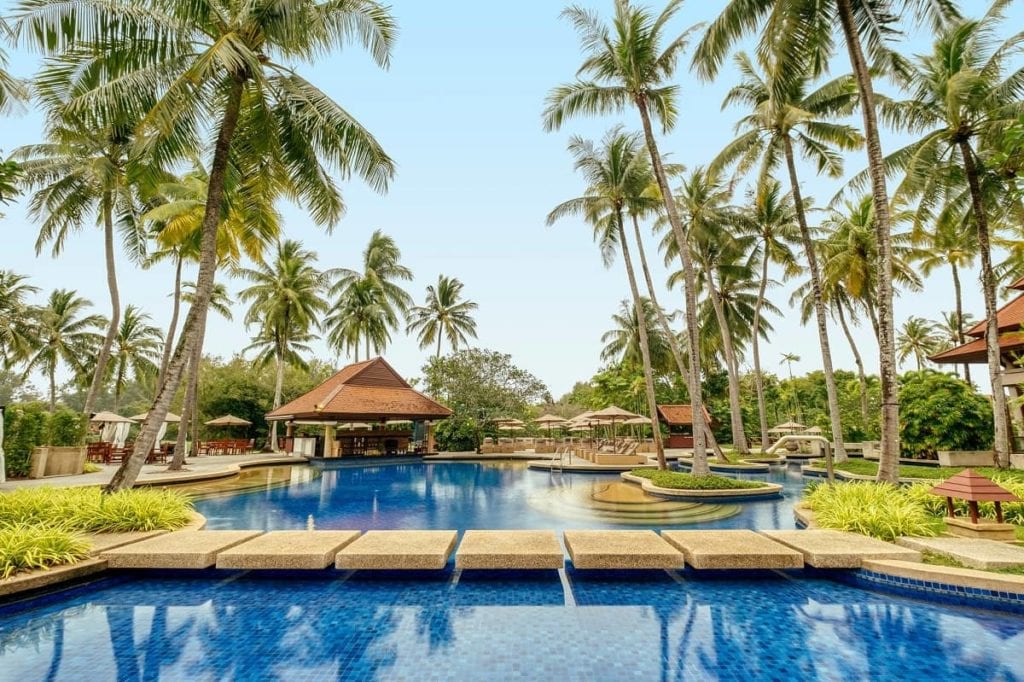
[105, 80, 244, 492]
[835, 0, 899, 481]
[959, 140, 1010, 467]
[836, 301, 870, 427]
[270, 342, 285, 452]
[168, 318, 206, 470]
[156, 254, 183, 391]
[751, 250, 771, 450]
[616, 210, 666, 469]
[631, 215, 726, 462]
[635, 98, 709, 474]
[83, 194, 120, 416]
[704, 268, 749, 454]
[783, 137, 847, 463]
[950, 262, 970, 384]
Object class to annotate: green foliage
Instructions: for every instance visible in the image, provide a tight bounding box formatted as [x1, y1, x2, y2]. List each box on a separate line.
[47, 410, 86, 446]
[433, 414, 478, 453]
[0, 524, 90, 579]
[422, 348, 550, 421]
[0, 487, 194, 533]
[629, 469, 767, 490]
[804, 482, 940, 541]
[2, 402, 85, 477]
[899, 370, 993, 459]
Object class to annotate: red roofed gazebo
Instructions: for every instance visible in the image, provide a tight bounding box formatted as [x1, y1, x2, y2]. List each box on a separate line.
[267, 357, 451, 457]
[656, 404, 713, 449]
[930, 469, 1020, 524]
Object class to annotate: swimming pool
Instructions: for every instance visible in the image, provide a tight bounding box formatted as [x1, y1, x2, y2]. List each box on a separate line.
[2, 569, 1021, 681]
[193, 460, 805, 531]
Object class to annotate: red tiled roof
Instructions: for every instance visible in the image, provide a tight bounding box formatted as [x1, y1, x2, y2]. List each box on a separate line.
[930, 469, 1019, 502]
[929, 331, 1024, 364]
[1010, 275, 1024, 291]
[656, 404, 712, 426]
[266, 357, 452, 422]
[966, 294, 1024, 337]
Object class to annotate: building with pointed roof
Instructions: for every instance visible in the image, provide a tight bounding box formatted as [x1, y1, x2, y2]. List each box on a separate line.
[656, 404, 713, 449]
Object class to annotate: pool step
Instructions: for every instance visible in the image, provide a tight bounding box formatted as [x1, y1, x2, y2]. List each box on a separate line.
[455, 530, 563, 570]
[335, 530, 458, 570]
[661, 530, 804, 570]
[563, 530, 684, 569]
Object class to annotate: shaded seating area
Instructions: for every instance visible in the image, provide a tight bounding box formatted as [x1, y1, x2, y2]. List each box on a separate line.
[656, 404, 713, 448]
[196, 439, 255, 456]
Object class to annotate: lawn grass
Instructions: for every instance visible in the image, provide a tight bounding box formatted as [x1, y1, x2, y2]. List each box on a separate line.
[629, 469, 768, 490]
[812, 458, 1024, 482]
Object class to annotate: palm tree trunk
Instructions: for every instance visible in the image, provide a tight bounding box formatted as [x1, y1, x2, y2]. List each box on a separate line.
[635, 96, 708, 474]
[836, 0, 899, 481]
[704, 265, 749, 454]
[106, 79, 244, 492]
[616, 209, 666, 470]
[630, 215, 725, 462]
[783, 136, 847, 463]
[156, 254, 183, 392]
[113, 360, 125, 411]
[83, 192, 120, 416]
[270, 344, 285, 452]
[959, 139, 1010, 467]
[48, 363, 56, 412]
[950, 262, 970, 384]
[751, 249, 771, 450]
[170, 354, 193, 470]
[436, 332, 442, 359]
[836, 301, 870, 428]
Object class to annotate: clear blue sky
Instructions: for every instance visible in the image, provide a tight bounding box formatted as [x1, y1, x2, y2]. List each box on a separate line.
[2, 0, 1021, 397]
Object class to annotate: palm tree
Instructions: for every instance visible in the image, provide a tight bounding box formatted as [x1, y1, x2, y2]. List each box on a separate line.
[694, 0, 961, 483]
[897, 317, 940, 372]
[22, 289, 105, 411]
[14, 0, 398, 491]
[108, 305, 162, 411]
[238, 240, 328, 451]
[544, 0, 710, 467]
[325, 278, 392, 363]
[547, 129, 669, 470]
[935, 310, 977, 379]
[0, 18, 27, 114]
[601, 298, 672, 373]
[406, 275, 479, 358]
[328, 230, 412, 359]
[709, 52, 860, 462]
[876, 3, 1022, 465]
[0, 270, 40, 368]
[780, 352, 801, 421]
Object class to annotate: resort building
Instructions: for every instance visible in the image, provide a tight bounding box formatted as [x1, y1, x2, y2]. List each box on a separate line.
[656, 404, 713, 449]
[266, 357, 451, 457]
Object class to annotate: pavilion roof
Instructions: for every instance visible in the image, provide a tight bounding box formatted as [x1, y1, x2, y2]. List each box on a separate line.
[656, 404, 712, 426]
[929, 469, 1020, 502]
[266, 357, 452, 422]
[965, 293, 1024, 337]
[929, 331, 1024, 364]
[1010, 275, 1024, 291]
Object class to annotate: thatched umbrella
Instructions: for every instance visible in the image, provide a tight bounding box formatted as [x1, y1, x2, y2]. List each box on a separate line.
[592, 405, 641, 446]
[205, 414, 252, 427]
[534, 413, 567, 437]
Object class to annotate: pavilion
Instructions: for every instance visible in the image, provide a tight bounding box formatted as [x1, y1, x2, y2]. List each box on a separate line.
[656, 404, 713, 449]
[930, 276, 1024, 453]
[266, 357, 452, 458]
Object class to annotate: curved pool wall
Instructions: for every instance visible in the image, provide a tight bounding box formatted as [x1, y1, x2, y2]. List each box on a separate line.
[2, 570, 1022, 681]
[192, 460, 807, 531]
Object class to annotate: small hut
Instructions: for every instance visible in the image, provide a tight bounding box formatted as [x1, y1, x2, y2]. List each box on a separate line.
[656, 405, 712, 449]
[930, 469, 1021, 541]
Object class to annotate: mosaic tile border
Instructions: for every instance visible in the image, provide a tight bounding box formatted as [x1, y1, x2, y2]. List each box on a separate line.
[843, 569, 1024, 615]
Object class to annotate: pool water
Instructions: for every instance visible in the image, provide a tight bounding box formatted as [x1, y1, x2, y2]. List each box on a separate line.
[2, 570, 1022, 681]
[194, 461, 805, 531]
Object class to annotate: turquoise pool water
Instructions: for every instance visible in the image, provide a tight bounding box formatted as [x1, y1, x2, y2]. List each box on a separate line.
[194, 461, 804, 531]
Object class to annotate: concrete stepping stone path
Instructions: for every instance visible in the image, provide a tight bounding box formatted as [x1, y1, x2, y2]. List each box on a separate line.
[335, 530, 458, 570]
[216, 531, 361, 570]
[455, 530, 563, 570]
[760, 530, 921, 568]
[563, 530, 684, 569]
[662, 530, 804, 570]
[896, 537, 1024, 570]
[101, 530, 263, 569]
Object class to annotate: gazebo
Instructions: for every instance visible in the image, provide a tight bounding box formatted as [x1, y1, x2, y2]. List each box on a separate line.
[266, 357, 451, 457]
[656, 405, 712, 449]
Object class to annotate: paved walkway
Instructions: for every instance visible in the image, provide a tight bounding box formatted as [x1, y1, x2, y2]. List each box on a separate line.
[0, 454, 306, 491]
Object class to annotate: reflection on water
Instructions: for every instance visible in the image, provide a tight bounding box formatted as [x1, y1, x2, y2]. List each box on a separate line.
[2, 572, 1022, 681]
[188, 461, 806, 531]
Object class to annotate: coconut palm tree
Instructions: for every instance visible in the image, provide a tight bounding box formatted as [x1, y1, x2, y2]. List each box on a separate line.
[873, 3, 1023, 465]
[406, 275, 479, 358]
[0, 18, 27, 114]
[547, 129, 670, 470]
[108, 305, 162, 411]
[708, 52, 861, 462]
[544, 0, 710, 467]
[934, 310, 978, 379]
[22, 289, 105, 411]
[601, 298, 673, 373]
[780, 351, 801, 421]
[238, 240, 328, 451]
[897, 317, 941, 371]
[325, 278, 393, 363]
[694, 0, 961, 483]
[0, 270, 40, 368]
[14, 0, 398, 490]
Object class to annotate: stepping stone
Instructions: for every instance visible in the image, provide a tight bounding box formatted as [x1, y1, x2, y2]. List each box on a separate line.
[760, 530, 920, 568]
[896, 537, 1024, 570]
[455, 530, 563, 570]
[335, 531, 457, 570]
[661, 530, 804, 570]
[563, 530, 683, 569]
[85, 530, 168, 556]
[101, 530, 262, 569]
[216, 531, 361, 570]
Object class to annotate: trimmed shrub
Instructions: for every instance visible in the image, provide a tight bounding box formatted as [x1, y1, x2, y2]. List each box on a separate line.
[0, 487, 194, 533]
[0, 524, 90, 579]
[805, 482, 939, 541]
[629, 469, 767, 490]
[434, 415, 478, 452]
[2, 402, 88, 478]
[899, 371, 993, 459]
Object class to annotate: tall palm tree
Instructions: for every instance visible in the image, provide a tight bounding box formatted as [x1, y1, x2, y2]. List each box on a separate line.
[935, 310, 977, 379]
[544, 0, 711, 468]
[547, 129, 670, 470]
[875, 3, 1022, 465]
[601, 298, 672, 373]
[0, 270, 40, 368]
[22, 289, 105, 411]
[238, 240, 327, 451]
[406, 275, 479, 358]
[694, 0, 961, 483]
[709, 53, 862, 462]
[780, 352, 801, 421]
[0, 18, 27, 114]
[325, 278, 392, 363]
[108, 305, 162, 411]
[14, 0, 398, 491]
[897, 317, 941, 372]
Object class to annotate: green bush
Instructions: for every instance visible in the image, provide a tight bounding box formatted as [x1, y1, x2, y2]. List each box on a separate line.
[434, 415, 478, 452]
[0, 524, 91, 579]
[48, 410, 87, 447]
[0, 487, 194, 533]
[629, 469, 767, 490]
[2, 402, 88, 478]
[899, 371, 993, 459]
[805, 482, 940, 541]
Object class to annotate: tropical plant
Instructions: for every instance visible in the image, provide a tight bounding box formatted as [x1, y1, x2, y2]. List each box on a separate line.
[1, 402, 85, 477]
[0, 524, 90, 579]
[933, 310, 977, 380]
[0, 271, 40, 367]
[325, 277, 393, 363]
[803, 482, 939, 541]
[600, 298, 672, 373]
[0, 486, 193, 532]
[544, 0, 711, 469]
[108, 305, 162, 410]
[406, 275, 479, 358]
[897, 317, 941, 371]
[21, 290, 105, 411]
[0, 18, 28, 114]
[899, 370, 994, 459]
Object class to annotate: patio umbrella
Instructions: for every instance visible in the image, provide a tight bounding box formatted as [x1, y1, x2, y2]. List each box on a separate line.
[130, 411, 182, 444]
[534, 413, 567, 437]
[592, 406, 641, 446]
[90, 412, 136, 447]
[769, 421, 806, 434]
[803, 425, 823, 435]
[205, 414, 252, 427]
[90, 411, 135, 424]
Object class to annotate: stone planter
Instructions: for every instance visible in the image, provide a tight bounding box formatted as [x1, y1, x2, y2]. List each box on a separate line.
[937, 450, 996, 468]
[28, 446, 88, 479]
